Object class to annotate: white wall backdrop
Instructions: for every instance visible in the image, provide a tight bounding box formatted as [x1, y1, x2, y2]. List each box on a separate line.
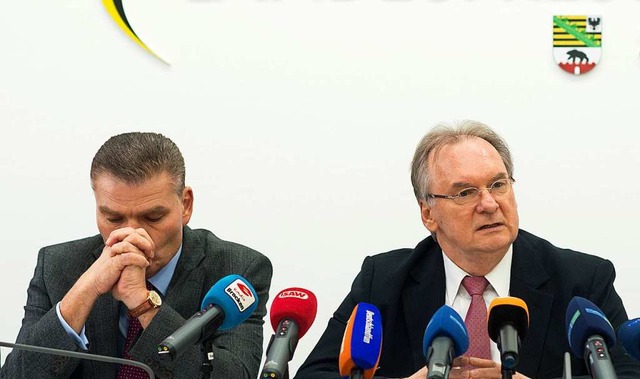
[1, 0, 640, 374]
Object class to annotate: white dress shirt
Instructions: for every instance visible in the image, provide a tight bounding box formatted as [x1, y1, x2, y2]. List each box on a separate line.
[442, 245, 513, 363]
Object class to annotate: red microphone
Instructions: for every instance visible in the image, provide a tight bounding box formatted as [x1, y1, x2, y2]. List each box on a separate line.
[260, 288, 318, 379]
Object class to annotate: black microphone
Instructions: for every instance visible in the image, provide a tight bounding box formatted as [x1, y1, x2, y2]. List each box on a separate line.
[566, 296, 618, 379]
[157, 274, 258, 361]
[260, 288, 317, 379]
[487, 297, 529, 374]
[0, 341, 155, 378]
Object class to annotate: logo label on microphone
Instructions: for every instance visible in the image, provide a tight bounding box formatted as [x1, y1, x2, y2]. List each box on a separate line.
[278, 290, 309, 300]
[586, 307, 614, 328]
[225, 279, 256, 312]
[363, 310, 375, 344]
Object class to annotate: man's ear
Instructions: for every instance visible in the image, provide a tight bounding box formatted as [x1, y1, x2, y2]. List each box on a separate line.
[181, 186, 194, 225]
[419, 200, 437, 233]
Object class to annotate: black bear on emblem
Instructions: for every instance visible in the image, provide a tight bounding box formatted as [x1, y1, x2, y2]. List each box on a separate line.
[588, 17, 601, 32]
[566, 49, 589, 64]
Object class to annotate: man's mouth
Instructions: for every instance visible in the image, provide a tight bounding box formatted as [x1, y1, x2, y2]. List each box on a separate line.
[478, 223, 503, 231]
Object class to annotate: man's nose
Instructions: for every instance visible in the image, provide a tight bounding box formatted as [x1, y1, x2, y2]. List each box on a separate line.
[476, 189, 499, 212]
[124, 219, 141, 229]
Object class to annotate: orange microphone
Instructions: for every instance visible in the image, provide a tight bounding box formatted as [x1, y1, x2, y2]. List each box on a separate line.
[487, 297, 529, 373]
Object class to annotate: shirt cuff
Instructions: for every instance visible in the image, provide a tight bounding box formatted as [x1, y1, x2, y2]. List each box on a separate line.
[55, 301, 89, 350]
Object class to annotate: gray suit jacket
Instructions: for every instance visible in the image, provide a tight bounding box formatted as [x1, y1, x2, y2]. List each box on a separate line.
[1, 226, 273, 379]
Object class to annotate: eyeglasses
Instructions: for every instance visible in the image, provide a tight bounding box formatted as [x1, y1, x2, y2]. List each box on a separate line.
[426, 178, 515, 206]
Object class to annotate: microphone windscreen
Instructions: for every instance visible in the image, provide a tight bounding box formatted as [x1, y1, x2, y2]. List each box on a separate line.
[618, 318, 640, 360]
[200, 274, 258, 331]
[339, 303, 383, 379]
[487, 297, 530, 342]
[565, 296, 616, 357]
[269, 287, 318, 339]
[422, 305, 469, 358]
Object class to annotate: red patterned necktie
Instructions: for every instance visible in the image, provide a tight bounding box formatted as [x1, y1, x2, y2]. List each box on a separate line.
[462, 276, 492, 361]
[117, 284, 153, 379]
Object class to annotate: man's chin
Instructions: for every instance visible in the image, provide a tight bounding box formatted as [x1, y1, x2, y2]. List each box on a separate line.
[475, 233, 515, 254]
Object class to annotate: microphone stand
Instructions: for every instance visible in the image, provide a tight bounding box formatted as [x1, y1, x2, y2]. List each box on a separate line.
[0, 341, 155, 378]
[200, 337, 215, 379]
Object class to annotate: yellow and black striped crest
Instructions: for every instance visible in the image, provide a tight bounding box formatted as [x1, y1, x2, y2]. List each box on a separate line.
[553, 15, 601, 75]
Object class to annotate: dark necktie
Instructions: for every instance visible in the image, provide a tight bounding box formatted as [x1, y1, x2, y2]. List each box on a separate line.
[462, 275, 492, 361]
[117, 283, 154, 379]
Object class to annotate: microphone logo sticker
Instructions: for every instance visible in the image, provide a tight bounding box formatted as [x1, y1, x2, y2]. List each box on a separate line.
[586, 307, 613, 328]
[238, 283, 253, 297]
[363, 310, 375, 344]
[278, 290, 309, 300]
[225, 279, 256, 313]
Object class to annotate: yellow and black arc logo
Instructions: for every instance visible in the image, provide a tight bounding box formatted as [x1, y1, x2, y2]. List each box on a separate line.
[102, 0, 168, 64]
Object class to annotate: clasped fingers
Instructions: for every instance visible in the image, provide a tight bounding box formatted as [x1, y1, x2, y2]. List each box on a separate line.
[106, 227, 155, 260]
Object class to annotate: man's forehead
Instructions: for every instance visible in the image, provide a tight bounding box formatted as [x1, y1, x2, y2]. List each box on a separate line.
[428, 138, 506, 183]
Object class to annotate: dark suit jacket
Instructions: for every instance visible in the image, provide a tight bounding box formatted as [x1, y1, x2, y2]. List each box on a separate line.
[1, 227, 273, 379]
[295, 229, 640, 378]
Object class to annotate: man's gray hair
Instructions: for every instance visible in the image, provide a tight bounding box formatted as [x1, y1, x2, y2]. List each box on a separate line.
[410, 120, 514, 201]
[90, 132, 186, 195]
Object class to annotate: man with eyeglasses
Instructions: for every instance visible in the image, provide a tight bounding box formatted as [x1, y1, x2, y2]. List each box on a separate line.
[296, 121, 640, 378]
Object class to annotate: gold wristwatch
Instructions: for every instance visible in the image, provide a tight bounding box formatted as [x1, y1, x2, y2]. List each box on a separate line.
[127, 290, 162, 318]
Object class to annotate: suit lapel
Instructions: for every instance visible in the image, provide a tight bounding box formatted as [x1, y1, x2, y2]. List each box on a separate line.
[509, 233, 553, 376]
[402, 238, 446, 371]
[164, 227, 207, 318]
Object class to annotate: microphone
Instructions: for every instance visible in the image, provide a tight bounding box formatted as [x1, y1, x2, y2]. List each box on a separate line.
[422, 305, 469, 379]
[618, 318, 640, 360]
[487, 297, 529, 371]
[339, 303, 383, 379]
[0, 341, 155, 378]
[157, 274, 258, 361]
[259, 287, 318, 379]
[565, 296, 617, 379]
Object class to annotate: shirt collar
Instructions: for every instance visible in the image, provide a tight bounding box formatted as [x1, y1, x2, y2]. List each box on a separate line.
[443, 245, 512, 304]
[148, 245, 182, 297]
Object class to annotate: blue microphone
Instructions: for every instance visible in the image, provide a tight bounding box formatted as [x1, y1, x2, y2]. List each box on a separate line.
[422, 305, 469, 379]
[338, 303, 383, 379]
[565, 296, 617, 379]
[157, 274, 258, 361]
[618, 318, 640, 360]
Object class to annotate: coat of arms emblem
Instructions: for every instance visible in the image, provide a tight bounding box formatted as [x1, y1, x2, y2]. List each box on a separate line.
[553, 15, 602, 75]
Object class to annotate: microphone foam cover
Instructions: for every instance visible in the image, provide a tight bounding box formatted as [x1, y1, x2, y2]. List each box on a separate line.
[422, 305, 469, 358]
[618, 318, 640, 360]
[200, 274, 258, 331]
[565, 296, 616, 357]
[488, 297, 530, 342]
[269, 287, 318, 339]
[339, 303, 383, 379]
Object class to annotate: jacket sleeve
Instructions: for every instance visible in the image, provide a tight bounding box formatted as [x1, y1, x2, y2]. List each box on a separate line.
[0, 247, 85, 379]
